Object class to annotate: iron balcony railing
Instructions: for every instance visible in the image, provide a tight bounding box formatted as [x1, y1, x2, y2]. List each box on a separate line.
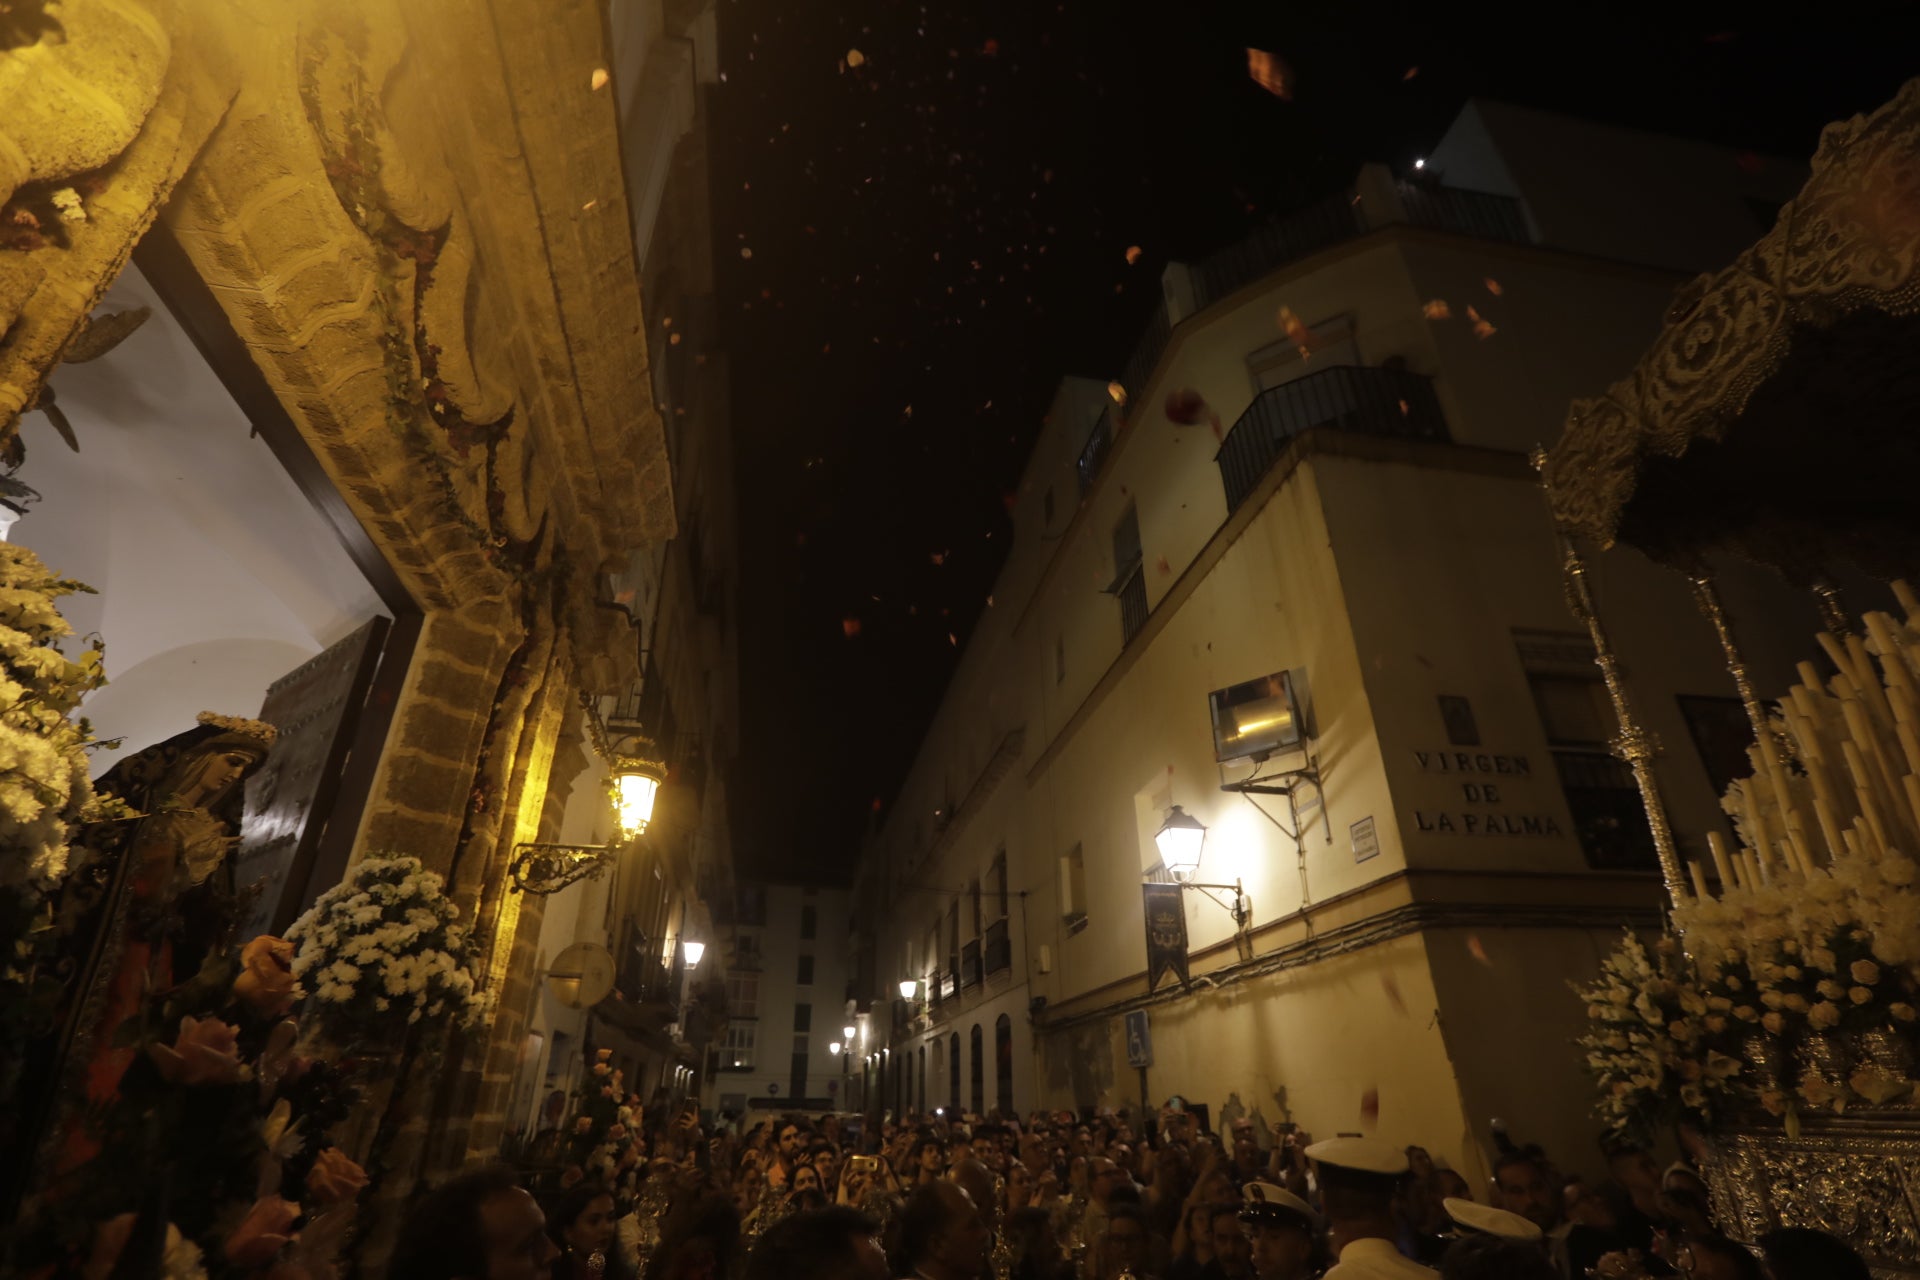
[1397, 182, 1531, 244]
[1215, 365, 1449, 513]
[983, 918, 1011, 975]
[1191, 189, 1366, 313]
[1080, 179, 1523, 489]
[961, 940, 982, 989]
[1077, 405, 1116, 495]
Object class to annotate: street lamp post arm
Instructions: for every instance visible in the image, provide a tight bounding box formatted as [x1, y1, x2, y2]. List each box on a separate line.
[1180, 880, 1248, 930]
[509, 841, 623, 895]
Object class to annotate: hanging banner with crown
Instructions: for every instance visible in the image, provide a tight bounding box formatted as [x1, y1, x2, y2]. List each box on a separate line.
[1143, 883, 1191, 994]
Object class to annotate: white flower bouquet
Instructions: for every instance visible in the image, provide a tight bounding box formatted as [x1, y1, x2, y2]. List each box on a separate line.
[285, 852, 487, 1044]
[0, 545, 129, 988]
[1575, 931, 1744, 1144]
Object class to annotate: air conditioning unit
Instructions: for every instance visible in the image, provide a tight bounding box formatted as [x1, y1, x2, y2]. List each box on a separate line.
[1037, 944, 1053, 975]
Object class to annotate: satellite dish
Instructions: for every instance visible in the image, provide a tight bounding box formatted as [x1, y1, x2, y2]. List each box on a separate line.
[549, 942, 616, 1009]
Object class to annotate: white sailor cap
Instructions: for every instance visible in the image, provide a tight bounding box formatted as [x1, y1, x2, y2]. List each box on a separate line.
[1238, 1181, 1318, 1228]
[1303, 1137, 1410, 1177]
[1443, 1197, 1542, 1241]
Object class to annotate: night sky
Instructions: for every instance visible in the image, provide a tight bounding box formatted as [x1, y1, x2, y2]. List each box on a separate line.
[712, 2, 1920, 883]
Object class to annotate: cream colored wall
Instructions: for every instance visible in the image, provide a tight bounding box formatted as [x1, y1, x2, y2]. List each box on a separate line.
[1023, 461, 1399, 995]
[1423, 924, 1652, 1187]
[1035, 935, 1483, 1184]
[1315, 454, 1823, 873]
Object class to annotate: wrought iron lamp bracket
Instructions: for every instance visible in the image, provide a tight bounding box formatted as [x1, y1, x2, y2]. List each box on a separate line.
[1180, 879, 1249, 930]
[509, 840, 625, 895]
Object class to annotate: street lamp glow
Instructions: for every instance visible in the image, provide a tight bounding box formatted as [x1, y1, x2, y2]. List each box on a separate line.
[1413, 157, 1426, 170]
[842, 1024, 857, 1041]
[898, 979, 918, 1000]
[1154, 805, 1207, 882]
[829, 1041, 842, 1054]
[682, 940, 705, 968]
[608, 750, 667, 839]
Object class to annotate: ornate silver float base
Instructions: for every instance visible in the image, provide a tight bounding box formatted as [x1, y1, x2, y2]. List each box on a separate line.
[1702, 1110, 1920, 1277]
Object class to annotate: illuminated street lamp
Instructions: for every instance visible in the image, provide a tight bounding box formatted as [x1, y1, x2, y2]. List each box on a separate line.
[682, 940, 706, 968]
[509, 732, 669, 895]
[1154, 803, 1249, 929]
[1153, 805, 1208, 883]
[608, 748, 668, 839]
[842, 1024, 857, 1042]
[898, 978, 919, 1000]
[829, 1040, 842, 1054]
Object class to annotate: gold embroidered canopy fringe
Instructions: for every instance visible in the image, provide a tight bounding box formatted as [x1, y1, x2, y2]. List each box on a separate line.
[1543, 78, 1920, 583]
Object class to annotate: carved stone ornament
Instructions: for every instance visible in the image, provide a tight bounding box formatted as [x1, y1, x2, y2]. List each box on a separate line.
[0, 0, 234, 442]
[1702, 1111, 1920, 1276]
[1543, 78, 1920, 579]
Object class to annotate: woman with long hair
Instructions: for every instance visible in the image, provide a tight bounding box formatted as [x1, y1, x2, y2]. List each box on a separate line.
[549, 1181, 637, 1280]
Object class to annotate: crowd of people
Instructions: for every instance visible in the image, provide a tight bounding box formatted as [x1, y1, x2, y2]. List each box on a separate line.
[392, 1098, 1875, 1280]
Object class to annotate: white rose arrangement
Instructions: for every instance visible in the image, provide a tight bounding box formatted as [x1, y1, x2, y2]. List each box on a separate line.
[285, 852, 488, 1044]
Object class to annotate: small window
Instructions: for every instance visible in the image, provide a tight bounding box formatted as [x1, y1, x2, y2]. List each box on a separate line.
[1530, 674, 1613, 747]
[1438, 695, 1480, 747]
[1247, 315, 1359, 392]
[796, 955, 815, 985]
[793, 1003, 812, 1032]
[1111, 506, 1143, 580]
[799, 905, 817, 940]
[1060, 842, 1087, 932]
[1678, 695, 1754, 798]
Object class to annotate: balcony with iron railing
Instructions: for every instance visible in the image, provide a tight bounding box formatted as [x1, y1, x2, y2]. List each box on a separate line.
[983, 918, 1011, 976]
[1075, 174, 1525, 499]
[961, 939, 982, 989]
[1077, 405, 1116, 495]
[1215, 365, 1450, 513]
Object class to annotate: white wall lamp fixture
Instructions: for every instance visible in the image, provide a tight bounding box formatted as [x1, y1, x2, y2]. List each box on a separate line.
[1153, 805, 1249, 929]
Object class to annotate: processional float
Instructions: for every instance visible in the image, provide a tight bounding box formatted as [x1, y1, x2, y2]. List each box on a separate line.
[1541, 78, 1920, 1276]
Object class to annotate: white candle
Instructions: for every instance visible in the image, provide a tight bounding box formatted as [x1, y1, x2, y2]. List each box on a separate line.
[1709, 830, 1738, 889]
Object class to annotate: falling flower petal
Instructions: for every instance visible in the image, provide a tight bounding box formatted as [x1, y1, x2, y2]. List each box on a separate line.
[1403, 66, 1419, 80]
[1483, 277, 1504, 296]
[740, 247, 753, 259]
[1164, 388, 1209, 426]
[1468, 935, 1492, 966]
[1107, 381, 1126, 405]
[842, 618, 861, 638]
[590, 68, 610, 91]
[1277, 305, 1315, 357]
[1422, 299, 1451, 320]
[1125, 245, 1143, 265]
[846, 48, 866, 68]
[1246, 48, 1293, 100]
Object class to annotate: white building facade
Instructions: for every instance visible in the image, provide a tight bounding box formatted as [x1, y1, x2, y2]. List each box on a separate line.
[852, 102, 1823, 1185]
[703, 881, 859, 1117]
